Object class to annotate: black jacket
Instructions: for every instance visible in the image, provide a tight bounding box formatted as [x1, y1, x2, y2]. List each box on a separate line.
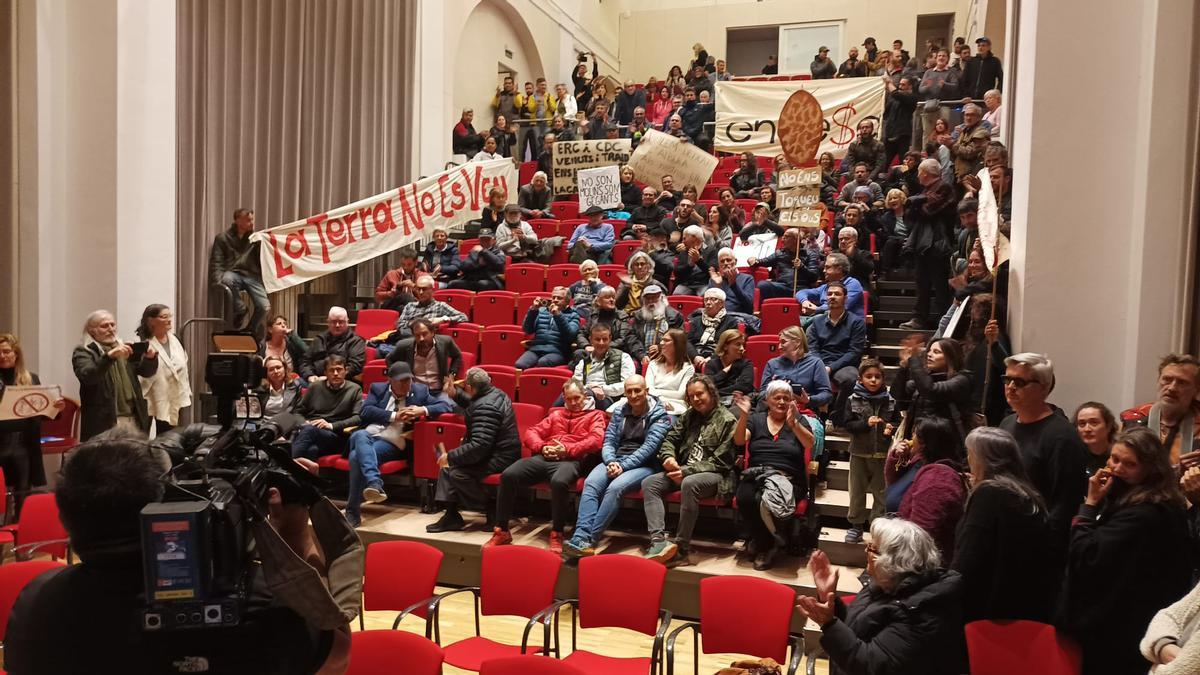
[902, 181, 957, 257]
[704, 357, 755, 400]
[998, 408, 1088, 540]
[0, 371, 49, 487]
[627, 205, 668, 228]
[890, 355, 972, 440]
[821, 569, 966, 675]
[449, 383, 521, 472]
[685, 310, 742, 360]
[883, 90, 918, 141]
[72, 343, 158, 441]
[456, 245, 506, 287]
[299, 330, 367, 381]
[673, 245, 720, 288]
[386, 335, 463, 386]
[424, 242, 460, 281]
[208, 224, 261, 286]
[961, 55, 1003, 100]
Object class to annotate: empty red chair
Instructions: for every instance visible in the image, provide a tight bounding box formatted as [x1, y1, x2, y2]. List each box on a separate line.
[460, 238, 482, 257]
[597, 264, 625, 288]
[699, 184, 728, 201]
[460, 351, 477, 371]
[519, 366, 573, 379]
[506, 263, 547, 294]
[355, 309, 400, 340]
[480, 327, 527, 367]
[4, 493, 69, 561]
[474, 290, 519, 326]
[965, 620, 1082, 675]
[667, 295, 703, 319]
[745, 335, 781, 386]
[433, 289, 475, 319]
[529, 218, 561, 240]
[611, 240, 643, 267]
[40, 397, 80, 473]
[718, 155, 740, 170]
[666, 575, 801, 675]
[550, 202, 579, 220]
[518, 372, 570, 413]
[430, 545, 563, 671]
[526, 554, 670, 673]
[361, 541, 444, 631]
[482, 656, 584, 674]
[759, 299, 802, 335]
[519, 160, 539, 186]
[360, 359, 389, 391]
[735, 198, 759, 214]
[347, 630, 445, 675]
[0, 560, 64, 643]
[479, 364, 519, 399]
[547, 263, 583, 288]
[441, 321, 483, 359]
[517, 292, 553, 320]
[412, 421, 467, 481]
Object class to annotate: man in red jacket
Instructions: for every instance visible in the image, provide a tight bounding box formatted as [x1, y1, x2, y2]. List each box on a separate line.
[486, 379, 607, 553]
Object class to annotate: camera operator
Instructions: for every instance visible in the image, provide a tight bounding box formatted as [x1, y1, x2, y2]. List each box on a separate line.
[4, 431, 353, 674]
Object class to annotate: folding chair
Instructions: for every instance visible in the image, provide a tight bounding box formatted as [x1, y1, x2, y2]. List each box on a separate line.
[475, 291, 520, 326]
[480, 327, 528, 367]
[360, 540, 444, 631]
[506, 263, 548, 295]
[347, 630, 444, 675]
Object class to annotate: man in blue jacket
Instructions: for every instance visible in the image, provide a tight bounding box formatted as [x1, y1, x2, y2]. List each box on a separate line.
[516, 286, 581, 369]
[344, 362, 451, 526]
[796, 252, 865, 322]
[562, 375, 672, 558]
[806, 281, 868, 419]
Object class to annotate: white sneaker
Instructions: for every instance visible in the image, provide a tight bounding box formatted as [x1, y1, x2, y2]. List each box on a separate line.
[363, 485, 388, 504]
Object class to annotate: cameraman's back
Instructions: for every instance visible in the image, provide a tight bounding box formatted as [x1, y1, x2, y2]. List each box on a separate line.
[4, 433, 333, 675]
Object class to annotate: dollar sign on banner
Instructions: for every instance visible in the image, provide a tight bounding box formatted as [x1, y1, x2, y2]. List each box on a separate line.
[830, 105, 857, 146]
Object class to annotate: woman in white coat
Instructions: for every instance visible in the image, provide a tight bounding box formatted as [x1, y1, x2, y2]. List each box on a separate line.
[136, 304, 192, 435]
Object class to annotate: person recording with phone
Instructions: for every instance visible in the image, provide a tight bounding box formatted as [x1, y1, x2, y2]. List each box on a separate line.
[73, 309, 159, 441]
[516, 286, 581, 369]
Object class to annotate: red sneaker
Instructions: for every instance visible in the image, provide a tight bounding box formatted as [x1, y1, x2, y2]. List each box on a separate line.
[483, 527, 513, 548]
[548, 531, 564, 555]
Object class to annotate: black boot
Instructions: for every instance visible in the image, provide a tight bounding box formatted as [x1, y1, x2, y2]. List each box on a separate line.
[426, 508, 465, 533]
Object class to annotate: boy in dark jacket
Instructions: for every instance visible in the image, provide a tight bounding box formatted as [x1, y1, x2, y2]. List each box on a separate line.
[841, 359, 899, 543]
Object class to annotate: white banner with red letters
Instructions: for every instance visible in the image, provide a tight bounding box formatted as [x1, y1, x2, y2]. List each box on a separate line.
[252, 159, 517, 293]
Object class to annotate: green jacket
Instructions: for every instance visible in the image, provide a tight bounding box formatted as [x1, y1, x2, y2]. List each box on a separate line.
[658, 405, 738, 497]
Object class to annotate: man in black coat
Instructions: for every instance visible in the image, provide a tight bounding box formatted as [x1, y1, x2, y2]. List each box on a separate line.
[426, 368, 522, 532]
[72, 310, 159, 440]
[299, 306, 366, 382]
[961, 37, 1003, 100]
[447, 228, 506, 291]
[385, 318, 462, 396]
[882, 76, 918, 172]
[899, 159, 957, 330]
[208, 208, 270, 338]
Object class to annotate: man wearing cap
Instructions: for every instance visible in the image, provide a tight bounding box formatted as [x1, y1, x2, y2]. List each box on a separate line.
[496, 202, 561, 263]
[517, 286, 581, 369]
[951, 110, 992, 180]
[446, 228, 506, 291]
[630, 285, 684, 363]
[862, 37, 879, 64]
[738, 202, 783, 242]
[673, 224, 719, 296]
[343, 362, 452, 527]
[810, 46, 836, 79]
[837, 46, 867, 78]
[962, 36, 1003, 100]
[613, 79, 647, 127]
[567, 205, 616, 263]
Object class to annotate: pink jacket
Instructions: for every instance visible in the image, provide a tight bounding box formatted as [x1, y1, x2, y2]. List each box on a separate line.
[524, 408, 607, 460]
[899, 459, 967, 559]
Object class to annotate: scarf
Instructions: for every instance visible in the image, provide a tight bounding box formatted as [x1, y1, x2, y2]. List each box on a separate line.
[97, 340, 137, 418]
[699, 309, 726, 347]
[1149, 402, 1196, 461]
[852, 382, 891, 401]
[627, 279, 645, 310]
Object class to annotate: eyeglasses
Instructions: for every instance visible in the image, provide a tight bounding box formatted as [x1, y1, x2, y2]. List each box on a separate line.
[1002, 376, 1036, 389]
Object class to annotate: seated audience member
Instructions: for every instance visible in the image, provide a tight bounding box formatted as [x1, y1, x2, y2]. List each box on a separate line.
[1060, 428, 1192, 675]
[680, 186, 705, 218]
[883, 151, 923, 197]
[758, 185, 778, 216]
[386, 318, 463, 396]
[877, 189, 908, 273]
[73, 310, 158, 441]
[578, 287, 634, 355]
[624, 187, 669, 240]
[737, 202, 784, 243]
[659, 198, 700, 245]
[518, 171, 554, 220]
[1074, 401, 1118, 476]
[798, 521, 966, 675]
[471, 135, 503, 162]
[446, 228, 506, 291]
[841, 358, 897, 543]
[642, 374, 737, 567]
[424, 227, 460, 282]
[731, 152, 764, 198]
[1142, 581, 1200, 673]
[488, 114, 515, 158]
[261, 315, 307, 375]
[759, 326, 833, 408]
[628, 285, 684, 362]
[373, 249, 422, 311]
[1121, 354, 1200, 465]
[837, 163, 885, 209]
[705, 329, 754, 406]
[796, 253, 866, 320]
[299, 306, 366, 382]
[343, 362, 450, 526]
[656, 175, 682, 212]
[208, 208, 270, 338]
[817, 152, 839, 206]
[890, 337, 972, 440]
[426, 368, 522, 533]
[536, 134, 555, 182]
[836, 224, 875, 291]
[706, 248, 755, 315]
[807, 281, 868, 415]
[394, 276, 469, 341]
[895, 416, 967, 560]
[488, 379, 607, 552]
[998, 352, 1089, 542]
[618, 165, 641, 209]
[572, 322, 636, 411]
[515, 286, 580, 369]
[616, 252, 657, 311]
[564, 376, 672, 557]
[644, 229, 677, 287]
[497, 203, 560, 263]
[952, 427, 1056, 623]
[687, 288, 743, 370]
[899, 159, 957, 330]
[289, 356, 362, 460]
[451, 107, 486, 156]
[260, 356, 301, 418]
[567, 206, 616, 263]
[717, 188, 747, 233]
[645, 329, 696, 415]
[839, 120, 886, 179]
[733, 379, 815, 569]
[569, 261, 608, 319]
[479, 186, 506, 231]
[673, 225, 719, 296]
[750, 229, 821, 301]
[701, 207, 733, 249]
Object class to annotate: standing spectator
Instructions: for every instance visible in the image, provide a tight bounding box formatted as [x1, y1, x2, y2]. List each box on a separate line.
[961, 36, 1003, 100]
[890, 336, 972, 443]
[877, 188, 909, 273]
[0, 334, 59, 499]
[807, 282, 868, 416]
[299, 307, 366, 383]
[1074, 401, 1118, 476]
[898, 159, 956, 330]
[841, 358, 897, 543]
[373, 249, 422, 311]
[208, 208, 270, 338]
[672, 225, 719, 295]
[645, 329, 696, 415]
[572, 54, 598, 112]
[571, 323, 636, 411]
[488, 114, 516, 158]
[758, 326, 833, 408]
[686, 288, 743, 371]
[393, 277, 469, 341]
[839, 121, 887, 179]
[953, 427, 1056, 623]
[709, 59, 732, 84]
[981, 90, 1002, 139]
[642, 374, 737, 567]
[73, 310, 158, 440]
[836, 225, 875, 290]
[516, 286, 580, 369]
[882, 75, 918, 166]
[426, 368, 522, 533]
[446, 228, 505, 291]
[917, 50, 960, 147]
[689, 65, 714, 100]
[135, 304, 191, 435]
[491, 76, 520, 124]
[1120, 353, 1200, 465]
[750, 228, 820, 301]
[648, 87, 673, 127]
[386, 318, 463, 397]
[519, 78, 556, 160]
[998, 353, 1089, 541]
[289, 356, 362, 461]
[423, 227, 460, 282]
[898, 418, 967, 560]
[706, 248, 755, 315]
[451, 108, 486, 156]
[677, 88, 707, 145]
[1060, 428, 1191, 675]
[1141, 581, 1200, 673]
[613, 80, 647, 126]
[705, 329, 754, 406]
[760, 55, 778, 76]
[566, 206, 616, 263]
[536, 133, 555, 180]
[554, 83, 577, 120]
[837, 47, 867, 78]
[732, 379, 814, 569]
[810, 46, 836, 79]
[488, 379, 607, 552]
[518, 171, 554, 220]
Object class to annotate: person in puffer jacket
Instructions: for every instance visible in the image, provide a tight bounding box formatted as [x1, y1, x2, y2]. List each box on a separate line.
[517, 287, 581, 369]
[486, 379, 608, 554]
[840, 358, 901, 544]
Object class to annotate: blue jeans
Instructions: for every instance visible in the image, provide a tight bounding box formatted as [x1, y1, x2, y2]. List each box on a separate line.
[515, 350, 566, 369]
[571, 462, 655, 545]
[290, 425, 345, 460]
[221, 271, 271, 336]
[344, 430, 401, 520]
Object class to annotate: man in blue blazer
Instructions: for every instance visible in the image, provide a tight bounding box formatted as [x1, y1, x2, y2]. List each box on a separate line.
[345, 361, 451, 526]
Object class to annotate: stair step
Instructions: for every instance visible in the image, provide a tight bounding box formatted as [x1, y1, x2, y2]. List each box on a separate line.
[816, 486, 870, 520]
[819, 527, 869, 567]
[875, 295, 917, 312]
[876, 327, 933, 343]
[876, 279, 917, 293]
[827, 460, 849, 491]
[868, 344, 904, 363]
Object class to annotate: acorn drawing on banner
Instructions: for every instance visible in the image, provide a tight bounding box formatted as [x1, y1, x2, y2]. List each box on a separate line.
[776, 89, 823, 167]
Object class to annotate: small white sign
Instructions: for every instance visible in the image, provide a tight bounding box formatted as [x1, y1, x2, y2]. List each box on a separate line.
[576, 165, 622, 211]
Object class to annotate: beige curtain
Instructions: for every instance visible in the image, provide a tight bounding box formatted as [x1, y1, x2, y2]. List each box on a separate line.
[176, 0, 415, 417]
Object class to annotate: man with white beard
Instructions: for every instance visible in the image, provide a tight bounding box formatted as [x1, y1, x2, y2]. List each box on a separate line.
[629, 285, 683, 365]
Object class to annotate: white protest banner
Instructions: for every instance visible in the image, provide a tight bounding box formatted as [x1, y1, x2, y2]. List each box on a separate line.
[714, 78, 886, 159]
[252, 159, 517, 293]
[576, 166, 621, 211]
[778, 208, 824, 229]
[732, 235, 778, 268]
[777, 187, 822, 210]
[0, 385, 61, 421]
[775, 167, 822, 189]
[628, 129, 719, 193]
[551, 139, 632, 196]
[975, 166, 1010, 271]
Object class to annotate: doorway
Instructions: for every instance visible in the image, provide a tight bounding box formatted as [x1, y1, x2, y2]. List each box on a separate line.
[726, 26, 778, 77]
[915, 13, 955, 54]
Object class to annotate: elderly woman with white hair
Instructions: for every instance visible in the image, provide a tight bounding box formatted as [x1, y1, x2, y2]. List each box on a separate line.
[685, 287, 743, 371]
[982, 89, 1002, 138]
[706, 247, 755, 315]
[568, 260, 609, 319]
[616, 250, 658, 312]
[798, 519, 967, 675]
[72, 309, 159, 440]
